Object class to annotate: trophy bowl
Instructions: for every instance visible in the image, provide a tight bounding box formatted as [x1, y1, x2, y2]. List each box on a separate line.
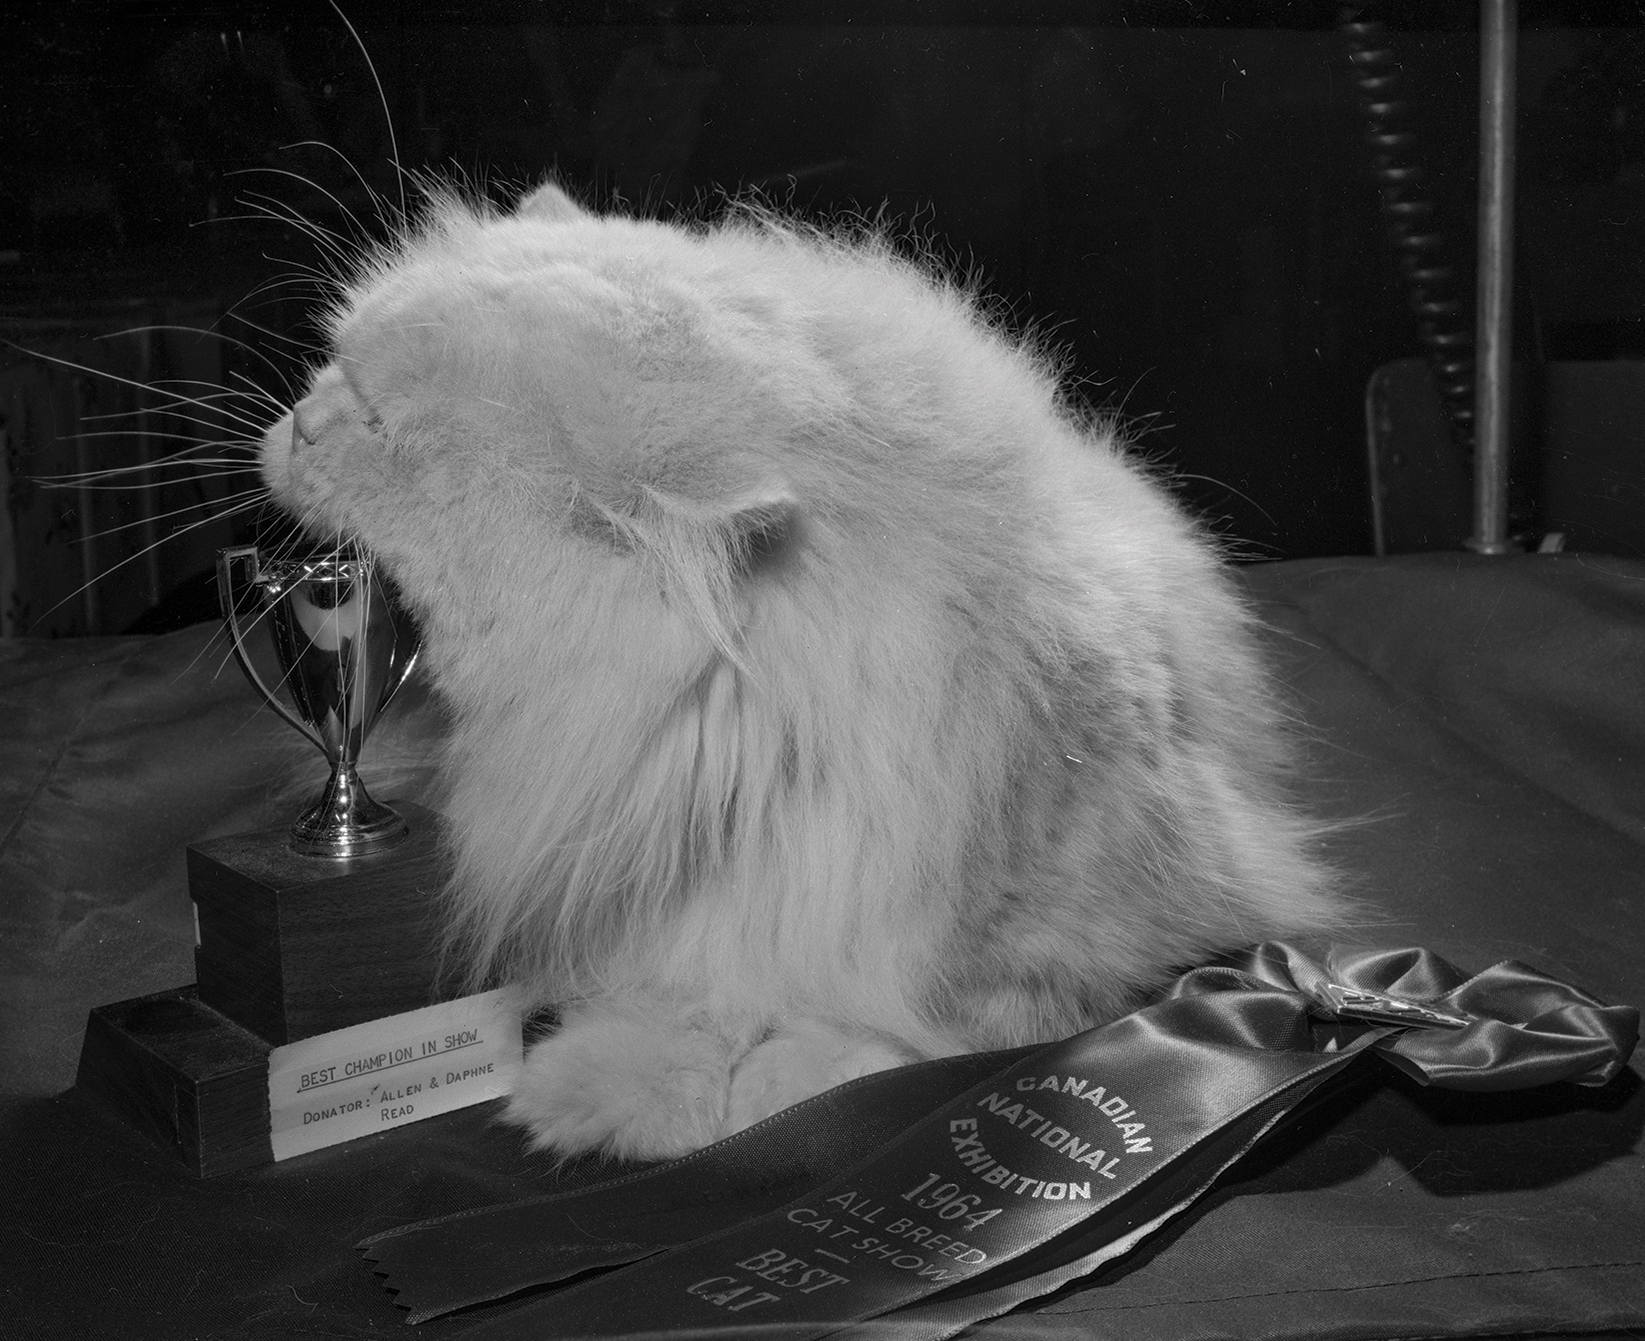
[216, 544, 421, 858]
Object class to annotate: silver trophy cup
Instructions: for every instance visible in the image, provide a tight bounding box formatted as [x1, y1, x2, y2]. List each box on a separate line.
[216, 545, 420, 858]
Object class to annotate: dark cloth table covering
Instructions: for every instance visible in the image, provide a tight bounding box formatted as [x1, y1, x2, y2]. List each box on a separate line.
[2, 552, 1642, 1340]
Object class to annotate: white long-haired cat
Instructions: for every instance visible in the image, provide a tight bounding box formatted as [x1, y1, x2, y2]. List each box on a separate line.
[259, 181, 1340, 1161]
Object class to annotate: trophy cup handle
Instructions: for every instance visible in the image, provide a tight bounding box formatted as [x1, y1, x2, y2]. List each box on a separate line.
[373, 596, 422, 721]
[216, 546, 330, 755]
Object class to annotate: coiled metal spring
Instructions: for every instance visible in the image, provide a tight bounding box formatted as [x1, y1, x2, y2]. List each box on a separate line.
[1341, 13, 1476, 450]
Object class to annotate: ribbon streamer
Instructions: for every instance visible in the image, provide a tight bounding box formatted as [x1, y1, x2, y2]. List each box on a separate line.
[360, 944, 1636, 1336]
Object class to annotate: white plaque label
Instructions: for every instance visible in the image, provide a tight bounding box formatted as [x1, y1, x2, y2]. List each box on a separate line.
[267, 989, 522, 1161]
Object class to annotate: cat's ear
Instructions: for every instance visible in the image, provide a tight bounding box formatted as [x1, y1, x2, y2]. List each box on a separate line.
[517, 181, 587, 223]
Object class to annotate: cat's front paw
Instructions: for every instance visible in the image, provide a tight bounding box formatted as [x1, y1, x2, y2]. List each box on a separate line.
[505, 1002, 735, 1160]
[725, 1020, 911, 1135]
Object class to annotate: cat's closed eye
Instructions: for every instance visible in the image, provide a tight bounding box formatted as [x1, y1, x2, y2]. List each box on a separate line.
[734, 508, 796, 575]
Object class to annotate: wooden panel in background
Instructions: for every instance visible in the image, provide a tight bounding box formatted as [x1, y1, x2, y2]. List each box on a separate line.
[0, 308, 253, 636]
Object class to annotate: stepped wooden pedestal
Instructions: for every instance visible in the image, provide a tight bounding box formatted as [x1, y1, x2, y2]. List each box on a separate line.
[76, 802, 452, 1177]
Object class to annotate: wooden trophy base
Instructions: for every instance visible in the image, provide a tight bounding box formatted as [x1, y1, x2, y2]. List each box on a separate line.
[188, 800, 451, 1045]
[77, 985, 274, 1178]
[76, 802, 458, 1177]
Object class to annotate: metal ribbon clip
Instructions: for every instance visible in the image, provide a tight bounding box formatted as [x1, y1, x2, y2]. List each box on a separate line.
[1311, 980, 1472, 1030]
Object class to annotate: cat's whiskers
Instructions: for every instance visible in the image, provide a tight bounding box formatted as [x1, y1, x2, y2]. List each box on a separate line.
[10, 6, 412, 639]
[61, 484, 269, 547]
[8, 346, 278, 443]
[47, 424, 256, 454]
[214, 254, 338, 303]
[1172, 472, 1281, 532]
[24, 488, 273, 634]
[322, 0, 407, 227]
[94, 396, 272, 439]
[213, 304, 324, 358]
[210, 589, 288, 689]
[233, 187, 357, 257]
[228, 166, 378, 250]
[140, 380, 275, 417]
[215, 202, 364, 310]
[235, 193, 357, 273]
[6, 320, 300, 633]
[56, 464, 258, 490]
[224, 375, 296, 424]
[277, 139, 401, 227]
[95, 322, 301, 402]
[93, 321, 307, 419]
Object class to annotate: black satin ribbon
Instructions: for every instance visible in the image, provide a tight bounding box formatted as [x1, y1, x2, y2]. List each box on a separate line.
[360, 944, 1636, 1336]
[366, 1049, 1042, 1324]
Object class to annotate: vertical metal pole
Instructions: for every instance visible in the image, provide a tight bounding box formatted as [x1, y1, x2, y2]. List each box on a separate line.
[1469, 0, 1518, 554]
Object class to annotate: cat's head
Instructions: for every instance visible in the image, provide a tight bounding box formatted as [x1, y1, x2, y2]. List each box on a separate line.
[260, 183, 860, 691]
[261, 180, 1062, 725]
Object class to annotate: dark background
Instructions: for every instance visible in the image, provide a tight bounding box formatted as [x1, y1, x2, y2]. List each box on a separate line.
[2, 0, 1644, 632]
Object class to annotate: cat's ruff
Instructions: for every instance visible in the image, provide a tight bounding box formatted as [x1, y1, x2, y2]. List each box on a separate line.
[260, 181, 1341, 1160]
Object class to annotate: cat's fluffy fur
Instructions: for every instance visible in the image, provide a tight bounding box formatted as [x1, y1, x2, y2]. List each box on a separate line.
[260, 182, 1340, 1160]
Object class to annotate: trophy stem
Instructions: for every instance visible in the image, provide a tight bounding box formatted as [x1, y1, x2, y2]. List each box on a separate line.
[290, 760, 410, 859]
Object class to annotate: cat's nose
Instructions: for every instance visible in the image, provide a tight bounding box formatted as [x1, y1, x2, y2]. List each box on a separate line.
[291, 408, 316, 451]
